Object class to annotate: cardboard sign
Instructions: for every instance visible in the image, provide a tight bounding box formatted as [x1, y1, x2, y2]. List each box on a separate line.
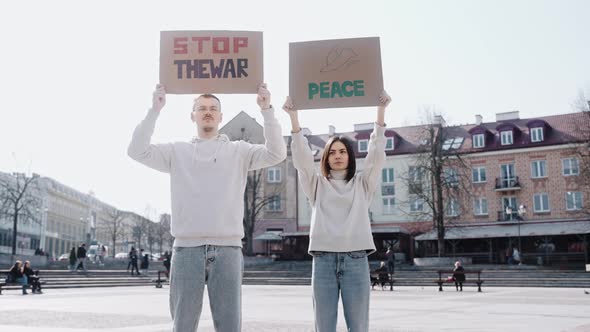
[160, 30, 263, 94]
[289, 37, 383, 110]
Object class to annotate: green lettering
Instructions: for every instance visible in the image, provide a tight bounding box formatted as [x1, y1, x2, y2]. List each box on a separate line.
[342, 81, 354, 97]
[308, 83, 319, 99]
[353, 80, 365, 96]
[330, 81, 343, 98]
[320, 82, 330, 98]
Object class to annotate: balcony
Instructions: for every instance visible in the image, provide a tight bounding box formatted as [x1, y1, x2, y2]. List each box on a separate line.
[495, 176, 521, 191]
[497, 211, 524, 222]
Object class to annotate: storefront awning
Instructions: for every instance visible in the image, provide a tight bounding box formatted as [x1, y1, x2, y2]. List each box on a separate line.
[415, 220, 590, 241]
[281, 226, 410, 238]
[371, 226, 411, 235]
[253, 231, 283, 241]
[280, 231, 309, 237]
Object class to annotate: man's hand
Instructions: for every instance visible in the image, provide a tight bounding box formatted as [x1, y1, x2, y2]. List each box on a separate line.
[152, 84, 166, 112]
[257, 83, 271, 110]
[282, 96, 296, 115]
[283, 96, 301, 133]
[379, 90, 391, 108]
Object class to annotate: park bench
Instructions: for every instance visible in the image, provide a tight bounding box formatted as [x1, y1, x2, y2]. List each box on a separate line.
[370, 270, 394, 291]
[0, 270, 44, 295]
[436, 270, 483, 292]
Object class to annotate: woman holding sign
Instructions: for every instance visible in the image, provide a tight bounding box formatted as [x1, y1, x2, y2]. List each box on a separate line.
[283, 91, 391, 332]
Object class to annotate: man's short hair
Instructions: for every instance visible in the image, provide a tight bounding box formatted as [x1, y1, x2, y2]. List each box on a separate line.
[193, 94, 221, 111]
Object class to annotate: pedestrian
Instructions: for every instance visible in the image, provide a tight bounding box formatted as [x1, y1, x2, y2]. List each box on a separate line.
[163, 251, 171, 277]
[513, 247, 521, 265]
[129, 247, 140, 276]
[283, 91, 391, 332]
[128, 83, 286, 331]
[76, 243, 87, 272]
[506, 245, 513, 265]
[69, 246, 77, 272]
[453, 261, 465, 291]
[140, 252, 150, 275]
[23, 261, 42, 293]
[127, 246, 135, 272]
[385, 246, 395, 276]
[99, 245, 107, 265]
[8, 260, 29, 295]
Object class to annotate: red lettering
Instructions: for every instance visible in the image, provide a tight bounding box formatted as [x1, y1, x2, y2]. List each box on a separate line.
[233, 37, 248, 53]
[173, 37, 188, 54]
[212, 37, 230, 54]
[191, 37, 211, 54]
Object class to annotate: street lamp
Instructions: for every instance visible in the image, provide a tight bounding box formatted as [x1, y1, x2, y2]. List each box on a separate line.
[517, 205, 526, 255]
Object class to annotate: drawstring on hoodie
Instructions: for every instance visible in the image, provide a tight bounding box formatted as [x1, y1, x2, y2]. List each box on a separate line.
[191, 135, 223, 166]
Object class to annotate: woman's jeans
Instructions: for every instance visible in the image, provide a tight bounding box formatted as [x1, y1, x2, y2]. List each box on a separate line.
[311, 251, 370, 332]
[169, 245, 243, 332]
[16, 276, 28, 293]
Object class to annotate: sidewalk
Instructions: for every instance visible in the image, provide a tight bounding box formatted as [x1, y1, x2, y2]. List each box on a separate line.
[0, 285, 589, 331]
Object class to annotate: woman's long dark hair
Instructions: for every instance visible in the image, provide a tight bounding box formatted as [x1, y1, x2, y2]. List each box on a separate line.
[320, 136, 356, 182]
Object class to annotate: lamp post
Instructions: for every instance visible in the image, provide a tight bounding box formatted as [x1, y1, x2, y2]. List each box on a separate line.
[517, 205, 526, 255]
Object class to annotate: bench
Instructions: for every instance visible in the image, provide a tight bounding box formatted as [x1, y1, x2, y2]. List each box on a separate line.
[152, 270, 169, 288]
[436, 270, 483, 292]
[0, 271, 45, 295]
[370, 271, 394, 291]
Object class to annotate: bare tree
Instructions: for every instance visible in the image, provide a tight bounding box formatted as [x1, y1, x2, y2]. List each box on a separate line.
[155, 213, 172, 254]
[101, 208, 127, 258]
[132, 215, 147, 250]
[243, 169, 285, 256]
[399, 112, 471, 257]
[146, 221, 156, 255]
[0, 172, 41, 255]
[572, 90, 590, 215]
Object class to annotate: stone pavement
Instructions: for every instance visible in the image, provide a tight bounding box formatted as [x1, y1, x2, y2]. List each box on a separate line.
[0, 285, 589, 332]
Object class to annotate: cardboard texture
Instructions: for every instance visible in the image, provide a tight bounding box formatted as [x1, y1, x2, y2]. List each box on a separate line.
[289, 37, 383, 110]
[160, 30, 263, 94]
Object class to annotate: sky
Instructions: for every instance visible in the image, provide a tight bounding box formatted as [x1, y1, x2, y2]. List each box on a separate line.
[1, 0, 589, 217]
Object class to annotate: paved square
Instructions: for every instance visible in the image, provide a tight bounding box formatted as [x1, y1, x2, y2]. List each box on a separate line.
[0, 285, 589, 331]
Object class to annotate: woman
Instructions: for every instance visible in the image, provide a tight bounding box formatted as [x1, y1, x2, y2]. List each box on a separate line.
[69, 246, 77, 271]
[453, 261, 465, 292]
[283, 91, 391, 332]
[23, 260, 42, 293]
[8, 260, 28, 295]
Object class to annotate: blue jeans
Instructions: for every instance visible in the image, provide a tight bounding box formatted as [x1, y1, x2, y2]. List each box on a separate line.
[311, 251, 370, 332]
[16, 276, 28, 293]
[169, 245, 243, 332]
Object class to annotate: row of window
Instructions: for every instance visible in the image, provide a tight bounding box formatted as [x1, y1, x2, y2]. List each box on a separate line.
[472, 158, 579, 183]
[381, 192, 584, 215]
[473, 127, 545, 149]
[379, 158, 580, 188]
[358, 137, 395, 152]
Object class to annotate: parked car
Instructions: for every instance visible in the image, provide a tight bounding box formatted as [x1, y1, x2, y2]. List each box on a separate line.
[114, 252, 129, 259]
[58, 253, 69, 262]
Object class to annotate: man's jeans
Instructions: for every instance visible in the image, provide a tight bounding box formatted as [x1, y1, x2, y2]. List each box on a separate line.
[75, 258, 87, 272]
[170, 245, 243, 332]
[311, 251, 370, 332]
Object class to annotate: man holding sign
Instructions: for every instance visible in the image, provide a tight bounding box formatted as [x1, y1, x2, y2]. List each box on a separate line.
[127, 83, 286, 331]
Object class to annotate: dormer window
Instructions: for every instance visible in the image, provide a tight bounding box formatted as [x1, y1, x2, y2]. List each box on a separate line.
[530, 127, 544, 142]
[472, 134, 485, 148]
[500, 131, 513, 145]
[385, 137, 394, 151]
[358, 139, 368, 153]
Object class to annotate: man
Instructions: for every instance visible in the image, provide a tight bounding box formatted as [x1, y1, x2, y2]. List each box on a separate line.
[385, 246, 395, 276]
[128, 247, 139, 276]
[128, 83, 286, 332]
[76, 243, 87, 273]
